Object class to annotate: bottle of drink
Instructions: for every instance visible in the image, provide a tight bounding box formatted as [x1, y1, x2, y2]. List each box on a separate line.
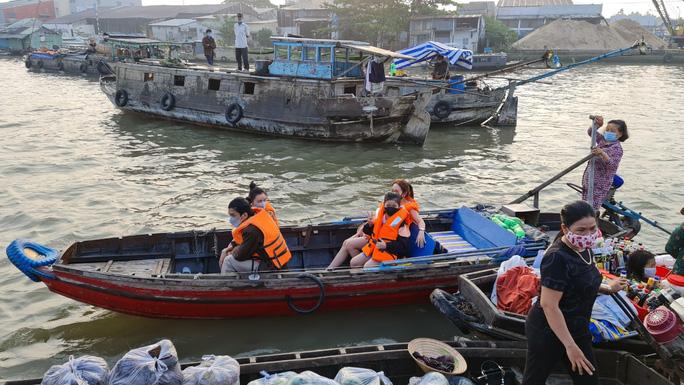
[646, 277, 655, 291]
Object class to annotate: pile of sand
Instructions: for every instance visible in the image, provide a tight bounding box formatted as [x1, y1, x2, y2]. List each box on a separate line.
[512, 19, 667, 51]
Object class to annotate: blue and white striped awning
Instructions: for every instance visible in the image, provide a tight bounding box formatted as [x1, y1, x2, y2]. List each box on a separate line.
[393, 41, 474, 70]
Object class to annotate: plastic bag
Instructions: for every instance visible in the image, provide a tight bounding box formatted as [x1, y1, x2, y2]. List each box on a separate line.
[182, 355, 239, 385]
[42, 355, 109, 385]
[246, 371, 297, 385]
[285, 371, 339, 385]
[334, 367, 393, 385]
[108, 339, 183, 385]
[407, 372, 448, 385]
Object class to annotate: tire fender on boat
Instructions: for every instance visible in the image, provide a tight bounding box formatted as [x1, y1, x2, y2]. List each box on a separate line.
[37, 60, 44, 69]
[25, 59, 32, 68]
[115, 89, 129, 107]
[286, 273, 325, 314]
[160, 92, 176, 111]
[79, 63, 88, 73]
[57, 61, 64, 71]
[663, 53, 673, 64]
[225, 103, 243, 125]
[433, 100, 451, 119]
[5, 239, 58, 282]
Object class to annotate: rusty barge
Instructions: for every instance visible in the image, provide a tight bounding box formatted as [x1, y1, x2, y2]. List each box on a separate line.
[100, 37, 432, 144]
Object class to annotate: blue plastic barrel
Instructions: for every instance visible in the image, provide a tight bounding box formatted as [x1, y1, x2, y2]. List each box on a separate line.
[448, 75, 465, 94]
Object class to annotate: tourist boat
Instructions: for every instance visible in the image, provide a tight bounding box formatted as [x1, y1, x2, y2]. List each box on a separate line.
[5, 203, 628, 320]
[430, 269, 655, 355]
[99, 37, 433, 144]
[0, 339, 673, 385]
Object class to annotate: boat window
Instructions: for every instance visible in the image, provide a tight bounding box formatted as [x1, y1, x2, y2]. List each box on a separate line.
[320, 47, 332, 62]
[290, 46, 303, 61]
[144, 72, 154, 82]
[208, 78, 221, 91]
[275, 45, 288, 60]
[243, 82, 255, 95]
[343, 85, 356, 95]
[303, 46, 315, 61]
[334, 48, 349, 63]
[174, 75, 185, 87]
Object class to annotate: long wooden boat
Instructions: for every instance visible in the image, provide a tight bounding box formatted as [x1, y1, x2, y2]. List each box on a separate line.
[430, 269, 654, 355]
[6, 204, 627, 320]
[0, 339, 673, 385]
[99, 37, 432, 144]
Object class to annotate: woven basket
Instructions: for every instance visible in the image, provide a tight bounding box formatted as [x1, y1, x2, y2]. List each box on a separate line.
[408, 338, 467, 375]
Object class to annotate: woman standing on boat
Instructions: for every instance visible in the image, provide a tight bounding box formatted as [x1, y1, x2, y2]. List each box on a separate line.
[246, 181, 278, 226]
[327, 179, 425, 269]
[582, 116, 629, 210]
[523, 200, 627, 385]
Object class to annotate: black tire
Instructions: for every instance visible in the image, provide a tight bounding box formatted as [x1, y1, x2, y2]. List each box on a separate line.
[433, 100, 451, 119]
[115, 89, 129, 107]
[225, 103, 243, 125]
[57, 61, 64, 71]
[621, 216, 642, 239]
[663, 53, 673, 64]
[160, 93, 176, 111]
[37, 61, 44, 69]
[25, 59, 32, 68]
[79, 63, 88, 73]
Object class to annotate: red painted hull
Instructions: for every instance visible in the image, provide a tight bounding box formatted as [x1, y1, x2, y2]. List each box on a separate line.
[42, 270, 459, 319]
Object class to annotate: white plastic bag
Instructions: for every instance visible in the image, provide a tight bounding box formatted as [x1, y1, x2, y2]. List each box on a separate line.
[491, 254, 527, 305]
[407, 372, 448, 385]
[182, 355, 239, 385]
[247, 371, 297, 385]
[41, 355, 109, 385]
[285, 371, 339, 385]
[108, 339, 183, 385]
[334, 367, 393, 385]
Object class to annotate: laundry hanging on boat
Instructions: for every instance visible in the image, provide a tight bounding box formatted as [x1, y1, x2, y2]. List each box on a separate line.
[393, 41, 473, 70]
[365, 57, 386, 93]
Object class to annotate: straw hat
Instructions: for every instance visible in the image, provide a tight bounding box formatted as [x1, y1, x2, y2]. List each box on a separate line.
[408, 338, 467, 375]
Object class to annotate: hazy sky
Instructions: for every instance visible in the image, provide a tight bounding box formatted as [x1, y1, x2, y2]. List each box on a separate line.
[1, 0, 682, 18]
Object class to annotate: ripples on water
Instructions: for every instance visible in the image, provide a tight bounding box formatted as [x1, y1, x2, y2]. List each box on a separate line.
[0, 58, 682, 379]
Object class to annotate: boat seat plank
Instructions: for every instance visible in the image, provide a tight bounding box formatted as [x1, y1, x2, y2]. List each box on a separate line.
[429, 231, 478, 253]
[107, 258, 172, 277]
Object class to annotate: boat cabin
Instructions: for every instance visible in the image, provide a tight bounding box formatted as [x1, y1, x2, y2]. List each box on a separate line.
[268, 36, 414, 80]
[103, 37, 177, 62]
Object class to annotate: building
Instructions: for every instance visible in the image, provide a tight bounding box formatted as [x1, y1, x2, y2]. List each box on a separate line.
[43, 8, 102, 38]
[409, 15, 486, 52]
[0, 0, 56, 25]
[95, 4, 257, 35]
[496, 0, 603, 38]
[149, 19, 205, 43]
[277, 0, 332, 38]
[458, 1, 497, 18]
[0, 20, 62, 52]
[608, 12, 660, 34]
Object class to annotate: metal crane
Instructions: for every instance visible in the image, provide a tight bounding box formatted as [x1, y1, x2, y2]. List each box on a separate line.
[651, 0, 684, 47]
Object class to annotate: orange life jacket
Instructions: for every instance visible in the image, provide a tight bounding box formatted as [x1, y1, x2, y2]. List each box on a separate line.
[362, 204, 410, 262]
[232, 208, 291, 269]
[264, 202, 279, 227]
[402, 197, 420, 225]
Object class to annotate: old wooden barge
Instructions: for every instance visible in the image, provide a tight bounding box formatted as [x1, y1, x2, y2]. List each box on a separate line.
[99, 37, 432, 144]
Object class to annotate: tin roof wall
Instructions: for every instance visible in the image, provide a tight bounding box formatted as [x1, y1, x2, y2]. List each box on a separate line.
[496, 4, 601, 18]
[281, 0, 327, 10]
[148, 18, 198, 27]
[98, 4, 255, 20]
[497, 0, 572, 7]
[45, 8, 108, 24]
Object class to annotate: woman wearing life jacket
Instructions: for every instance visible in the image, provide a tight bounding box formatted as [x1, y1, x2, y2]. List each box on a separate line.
[391, 179, 426, 247]
[246, 181, 278, 226]
[219, 197, 291, 273]
[348, 192, 412, 269]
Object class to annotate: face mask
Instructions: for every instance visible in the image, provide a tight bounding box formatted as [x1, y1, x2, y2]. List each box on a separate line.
[566, 229, 599, 250]
[229, 216, 241, 228]
[604, 131, 618, 142]
[644, 267, 657, 278]
[254, 201, 266, 209]
[384, 207, 399, 217]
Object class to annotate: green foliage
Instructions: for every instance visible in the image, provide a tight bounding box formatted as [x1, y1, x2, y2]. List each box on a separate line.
[217, 16, 236, 48]
[255, 28, 273, 47]
[484, 16, 517, 51]
[327, 0, 410, 46]
[409, 0, 456, 16]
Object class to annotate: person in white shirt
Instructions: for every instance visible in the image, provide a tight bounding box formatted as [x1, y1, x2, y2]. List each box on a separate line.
[234, 13, 250, 71]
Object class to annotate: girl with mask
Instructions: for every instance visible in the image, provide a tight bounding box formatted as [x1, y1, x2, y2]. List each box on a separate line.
[626, 249, 657, 283]
[522, 200, 627, 385]
[581, 116, 629, 210]
[391, 179, 426, 248]
[348, 192, 412, 269]
[246, 181, 278, 226]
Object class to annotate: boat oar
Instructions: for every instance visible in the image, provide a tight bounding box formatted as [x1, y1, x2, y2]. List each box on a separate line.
[586, 116, 599, 206]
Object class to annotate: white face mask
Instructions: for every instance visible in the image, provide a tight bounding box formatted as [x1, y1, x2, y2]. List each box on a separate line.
[644, 267, 657, 278]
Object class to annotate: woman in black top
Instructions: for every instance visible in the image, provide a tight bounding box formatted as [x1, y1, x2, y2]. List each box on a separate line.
[523, 201, 628, 385]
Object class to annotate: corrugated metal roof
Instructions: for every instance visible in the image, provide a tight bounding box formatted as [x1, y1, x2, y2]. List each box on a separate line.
[98, 4, 252, 20]
[497, 0, 573, 7]
[44, 8, 109, 24]
[148, 18, 197, 27]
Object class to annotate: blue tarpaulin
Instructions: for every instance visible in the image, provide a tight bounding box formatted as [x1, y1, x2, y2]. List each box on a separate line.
[393, 41, 473, 70]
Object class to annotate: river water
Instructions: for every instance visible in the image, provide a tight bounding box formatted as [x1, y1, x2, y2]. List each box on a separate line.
[0, 58, 682, 380]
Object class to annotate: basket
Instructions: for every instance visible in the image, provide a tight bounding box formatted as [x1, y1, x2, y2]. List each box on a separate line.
[408, 338, 467, 375]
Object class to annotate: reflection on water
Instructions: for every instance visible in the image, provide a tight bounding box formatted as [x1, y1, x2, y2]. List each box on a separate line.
[0, 58, 682, 379]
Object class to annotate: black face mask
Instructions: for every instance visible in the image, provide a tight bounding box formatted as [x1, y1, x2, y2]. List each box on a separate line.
[384, 207, 399, 217]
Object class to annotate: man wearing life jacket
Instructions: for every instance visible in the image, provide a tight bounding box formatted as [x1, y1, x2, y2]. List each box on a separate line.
[219, 197, 291, 273]
[349, 192, 412, 269]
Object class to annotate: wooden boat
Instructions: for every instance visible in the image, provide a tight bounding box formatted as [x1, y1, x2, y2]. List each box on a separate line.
[99, 37, 432, 144]
[7, 204, 617, 320]
[430, 269, 654, 355]
[0, 339, 674, 385]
